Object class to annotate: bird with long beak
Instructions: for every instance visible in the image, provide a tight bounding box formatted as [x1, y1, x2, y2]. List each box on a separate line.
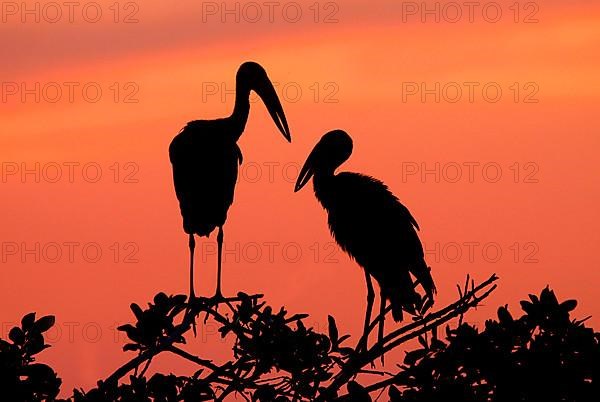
[170, 62, 291, 303]
[295, 130, 435, 350]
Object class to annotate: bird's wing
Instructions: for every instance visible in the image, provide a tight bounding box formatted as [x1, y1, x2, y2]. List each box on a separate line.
[398, 202, 420, 231]
[330, 172, 433, 318]
[168, 122, 240, 235]
[335, 172, 420, 231]
[235, 145, 243, 165]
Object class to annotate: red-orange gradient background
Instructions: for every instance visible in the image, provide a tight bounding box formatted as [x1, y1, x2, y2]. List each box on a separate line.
[1, 0, 599, 396]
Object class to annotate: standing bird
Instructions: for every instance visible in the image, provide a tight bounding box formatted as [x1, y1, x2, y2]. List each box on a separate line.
[294, 130, 435, 345]
[170, 62, 291, 301]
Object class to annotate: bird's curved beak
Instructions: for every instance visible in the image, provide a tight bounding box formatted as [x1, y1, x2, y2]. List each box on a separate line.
[294, 150, 316, 192]
[255, 78, 291, 142]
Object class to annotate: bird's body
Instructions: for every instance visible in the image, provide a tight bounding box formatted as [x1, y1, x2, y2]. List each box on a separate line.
[170, 120, 243, 237]
[313, 172, 434, 321]
[169, 62, 290, 300]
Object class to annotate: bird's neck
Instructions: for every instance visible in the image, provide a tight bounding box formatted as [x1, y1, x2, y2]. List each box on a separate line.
[230, 83, 251, 140]
[313, 172, 335, 207]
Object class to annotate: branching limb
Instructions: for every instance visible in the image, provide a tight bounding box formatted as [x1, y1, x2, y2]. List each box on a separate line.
[322, 274, 499, 399]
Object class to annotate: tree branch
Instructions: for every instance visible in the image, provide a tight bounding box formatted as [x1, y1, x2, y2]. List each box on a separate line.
[103, 293, 262, 387]
[322, 274, 499, 399]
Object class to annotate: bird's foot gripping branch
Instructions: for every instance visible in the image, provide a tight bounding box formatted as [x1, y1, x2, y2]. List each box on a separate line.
[2, 273, 598, 401]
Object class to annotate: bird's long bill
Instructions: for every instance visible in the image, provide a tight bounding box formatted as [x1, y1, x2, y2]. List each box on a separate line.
[294, 151, 315, 192]
[256, 78, 291, 142]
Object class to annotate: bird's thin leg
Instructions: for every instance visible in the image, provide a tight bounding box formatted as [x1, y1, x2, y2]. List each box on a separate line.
[378, 290, 386, 365]
[360, 272, 375, 352]
[189, 234, 196, 299]
[214, 226, 224, 300]
[188, 234, 197, 336]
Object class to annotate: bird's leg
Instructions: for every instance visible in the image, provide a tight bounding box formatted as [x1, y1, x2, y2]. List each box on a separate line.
[213, 226, 224, 301]
[359, 272, 375, 353]
[378, 290, 386, 365]
[189, 234, 196, 299]
[188, 234, 197, 336]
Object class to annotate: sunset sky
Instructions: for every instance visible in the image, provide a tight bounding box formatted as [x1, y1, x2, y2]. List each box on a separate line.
[1, 0, 599, 395]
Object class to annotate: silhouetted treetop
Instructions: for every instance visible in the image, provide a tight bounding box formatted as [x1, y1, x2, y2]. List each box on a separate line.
[2, 278, 598, 401]
[0, 313, 61, 401]
[387, 287, 599, 402]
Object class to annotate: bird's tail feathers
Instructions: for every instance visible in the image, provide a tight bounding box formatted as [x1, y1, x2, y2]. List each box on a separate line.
[389, 289, 419, 322]
[386, 273, 420, 322]
[410, 260, 436, 315]
[412, 260, 436, 299]
[387, 261, 436, 321]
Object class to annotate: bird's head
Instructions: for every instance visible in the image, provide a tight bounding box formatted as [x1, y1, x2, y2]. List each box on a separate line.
[237, 61, 291, 142]
[295, 130, 353, 192]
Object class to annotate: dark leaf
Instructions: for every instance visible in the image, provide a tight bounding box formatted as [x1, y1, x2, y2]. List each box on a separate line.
[431, 338, 446, 350]
[561, 299, 577, 312]
[540, 287, 558, 306]
[22, 363, 55, 380]
[130, 303, 144, 321]
[337, 334, 351, 345]
[328, 315, 339, 346]
[347, 381, 371, 402]
[34, 315, 56, 333]
[21, 312, 36, 330]
[389, 386, 402, 401]
[9, 327, 25, 345]
[498, 306, 513, 324]
[123, 343, 140, 352]
[154, 292, 169, 307]
[404, 349, 428, 366]
[520, 300, 534, 313]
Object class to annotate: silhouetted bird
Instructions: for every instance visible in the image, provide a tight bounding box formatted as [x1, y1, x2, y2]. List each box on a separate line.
[170, 62, 291, 301]
[294, 130, 435, 344]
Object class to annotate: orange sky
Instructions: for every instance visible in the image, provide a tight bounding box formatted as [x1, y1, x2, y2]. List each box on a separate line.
[1, 0, 599, 396]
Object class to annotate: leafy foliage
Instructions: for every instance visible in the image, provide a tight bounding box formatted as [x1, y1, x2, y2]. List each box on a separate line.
[70, 374, 214, 402]
[0, 313, 61, 400]
[389, 287, 600, 402]
[1, 280, 598, 401]
[117, 293, 187, 352]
